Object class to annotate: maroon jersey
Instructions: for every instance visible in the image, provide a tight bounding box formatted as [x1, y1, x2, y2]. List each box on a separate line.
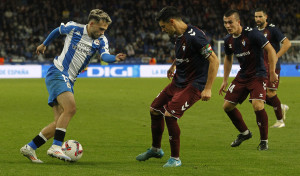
[257, 23, 286, 70]
[173, 25, 213, 91]
[224, 27, 269, 79]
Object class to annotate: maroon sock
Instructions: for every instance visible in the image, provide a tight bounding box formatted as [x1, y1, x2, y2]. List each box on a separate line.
[255, 109, 268, 140]
[266, 95, 282, 120]
[165, 116, 180, 158]
[151, 113, 165, 148]
[226, 108, 248, 133]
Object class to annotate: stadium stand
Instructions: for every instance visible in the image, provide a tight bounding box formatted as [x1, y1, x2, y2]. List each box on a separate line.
[0, 0, 299, 64]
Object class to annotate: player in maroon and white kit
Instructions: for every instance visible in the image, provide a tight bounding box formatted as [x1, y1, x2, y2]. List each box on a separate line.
[136, 6, 219, 167]
[255, 8, 291, 128]
[219, 9, 278, 150]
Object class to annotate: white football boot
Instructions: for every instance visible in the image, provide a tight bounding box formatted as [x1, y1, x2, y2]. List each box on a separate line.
[20, 144, 43, 163]
[47, 145, 71, 161]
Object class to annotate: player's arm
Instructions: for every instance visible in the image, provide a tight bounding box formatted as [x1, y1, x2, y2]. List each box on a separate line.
[219, 54, 233, 96]
[277, 38, 291, 58]
[101, 53, 126, 63]
[167, 59, 176, 80]
[99, 36, 126, 63]
[36, 27, 60, 55]
[264, 43, 278, 83]
[201, 51, 219, 101]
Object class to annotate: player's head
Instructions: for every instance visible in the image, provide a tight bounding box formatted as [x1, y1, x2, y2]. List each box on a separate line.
[87, 9, 112, 39]
[254, 8, 268, 28]
[155, 6, 182, 37]
[223, 9, 242, 35]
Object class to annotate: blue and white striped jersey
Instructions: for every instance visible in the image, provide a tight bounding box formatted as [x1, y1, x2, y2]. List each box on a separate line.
[54, 21, 110, 82]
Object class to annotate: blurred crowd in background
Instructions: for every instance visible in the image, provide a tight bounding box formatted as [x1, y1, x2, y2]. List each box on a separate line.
[0, 0, 299, 64]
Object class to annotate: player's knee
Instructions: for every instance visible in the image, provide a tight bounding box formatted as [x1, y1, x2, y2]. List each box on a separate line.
[150, 108, 160, 116]
[252, 101, 264, 111]
[65, 106, 77, 116]
[267, 89, 276, 97]
[223, 102, 235, 112]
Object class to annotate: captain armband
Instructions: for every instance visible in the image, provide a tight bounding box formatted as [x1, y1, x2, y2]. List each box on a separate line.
[201, 44, 213, 59]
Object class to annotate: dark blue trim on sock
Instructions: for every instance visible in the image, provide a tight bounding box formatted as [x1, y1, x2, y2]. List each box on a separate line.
[53, 139, 63, 146]
[28, 141, 38, 150]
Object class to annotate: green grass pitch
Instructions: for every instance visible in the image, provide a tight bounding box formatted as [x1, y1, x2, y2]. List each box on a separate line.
[0, 77, 299, 176]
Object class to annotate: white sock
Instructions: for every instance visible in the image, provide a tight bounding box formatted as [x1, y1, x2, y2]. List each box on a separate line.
[151, 147, 160, 152]
[277, 119, 284, 123]
[241, 130, 249, 135]
[171, 157, 180, 160]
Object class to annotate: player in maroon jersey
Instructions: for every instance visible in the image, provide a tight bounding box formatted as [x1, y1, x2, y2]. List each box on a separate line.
[136, 6, 219, 167]
[255, 8, 291, 128]
[219, 9, 278, 150]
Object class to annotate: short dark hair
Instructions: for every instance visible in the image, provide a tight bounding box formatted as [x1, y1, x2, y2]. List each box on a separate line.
[224, 9, 240, 20]
[155, 6, 181, 22]
[255, 8, 268, 15]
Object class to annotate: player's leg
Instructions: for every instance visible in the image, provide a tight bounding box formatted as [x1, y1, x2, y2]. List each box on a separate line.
[266, 69, 289, 128]
[47, 91, 76, 161]
[135, 108, 165, 161]
[223, 79, 252, 147]
[136, 84, 175, 161]
[162, 84, 201, 167]
[266, 89, 285, 128]
[223, 101, 252, 147]
[20, 105, 63, 163]
[249, 77, 269, 150]
[251, 100, 268, 150]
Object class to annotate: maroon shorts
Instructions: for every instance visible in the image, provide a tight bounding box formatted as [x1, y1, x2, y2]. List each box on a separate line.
[224, 76, 267, 104]
[151, 82, 202, 119]
[267, 69, 280, 90]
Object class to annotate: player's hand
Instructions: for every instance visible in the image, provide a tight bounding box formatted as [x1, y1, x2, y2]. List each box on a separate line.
[167, 66, 176, 80]
[201, 89, 211, 101]
[36, 44, 46, 55]
[219, 81, 228, 96]
[115, 53, 126, 62]
[269, 72, 278, 84]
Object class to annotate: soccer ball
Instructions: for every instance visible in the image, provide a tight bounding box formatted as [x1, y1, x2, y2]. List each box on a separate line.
[62, 140, 83, 162]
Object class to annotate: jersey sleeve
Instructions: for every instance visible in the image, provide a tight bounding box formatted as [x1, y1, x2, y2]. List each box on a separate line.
[191, 30, 212, 59]
[59, 21, 76, 35]
[250, 28, 269, 48]
[98, 35, 110, 57]
[271, 25, 286, 43]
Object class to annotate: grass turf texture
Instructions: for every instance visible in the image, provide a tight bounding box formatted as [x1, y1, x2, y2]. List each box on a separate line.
[0, 77, 299, 176]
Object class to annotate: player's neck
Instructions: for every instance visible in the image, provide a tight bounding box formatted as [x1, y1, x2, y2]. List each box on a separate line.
[233, 26, 243, 38]
[259, 22, 268, 30]
[86, 24, 91, 37]
[175, 21, 188, 36]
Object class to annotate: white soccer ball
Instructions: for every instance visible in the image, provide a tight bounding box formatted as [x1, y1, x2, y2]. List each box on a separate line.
[62, 140, 83, 162]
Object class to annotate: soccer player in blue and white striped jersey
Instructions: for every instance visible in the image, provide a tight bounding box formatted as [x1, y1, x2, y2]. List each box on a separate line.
[20, 9, 126, 163]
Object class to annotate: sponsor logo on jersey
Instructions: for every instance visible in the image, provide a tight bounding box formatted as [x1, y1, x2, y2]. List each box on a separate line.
[235, 51, 250, 57]
[264, 33, 268, 38]
[175, 58, 190, 64]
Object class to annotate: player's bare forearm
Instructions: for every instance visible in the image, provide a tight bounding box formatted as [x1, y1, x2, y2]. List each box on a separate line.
[277, 38, 291, 58]
[223, 55, 233, 83]
[264, 43, 278, 74]
[167, 60, 176, 80]
[219, 55, 232, 95]
[204, 52, 219, 90]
